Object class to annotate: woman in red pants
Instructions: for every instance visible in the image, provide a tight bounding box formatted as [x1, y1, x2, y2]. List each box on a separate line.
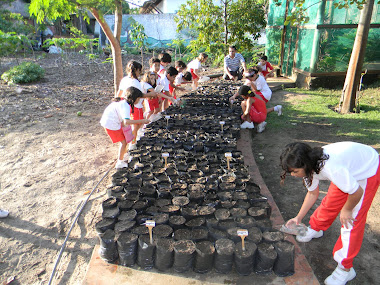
[280, 141, 380, 285]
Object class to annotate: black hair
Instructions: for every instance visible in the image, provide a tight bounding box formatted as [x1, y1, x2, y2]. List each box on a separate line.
[175, 60, 187, 69]
[149, 57, 160, 66]
[158, 52, 172, 64]
[229, 45, 237, 50]
[126, 60, 142, 79]
[166, 66, 179, 77]
[124, 86, 143, 113]
[280, 142, 329, 187]
[183, 71, 192, 81]
[238, 85, 254, 97]
[261, 55, 268, 61]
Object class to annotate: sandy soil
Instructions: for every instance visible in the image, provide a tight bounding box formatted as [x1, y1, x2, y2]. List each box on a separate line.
[0, 53, 379, 285]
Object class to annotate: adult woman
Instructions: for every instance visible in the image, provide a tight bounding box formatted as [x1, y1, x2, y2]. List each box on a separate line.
[280, 141, 379, 285]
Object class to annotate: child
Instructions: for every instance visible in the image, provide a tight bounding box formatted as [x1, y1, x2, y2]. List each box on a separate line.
[140, 70, 174, 120]
[238, 85, 267, 132]
[280, 141, 380, 285]
[118, 61, 160, 150]
[257, 55, 274, 79]
[174, 60, 193, 89]
[187, 52, 208, 89]
[158, 52, 172, 76]
[100, 87, 149, 168]
[230, 68, 282, 132]
[149, 57, 161, 77]
[158, 66, 178, 111]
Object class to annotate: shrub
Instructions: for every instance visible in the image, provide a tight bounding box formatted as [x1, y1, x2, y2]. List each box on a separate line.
[1, 62, 45, 84]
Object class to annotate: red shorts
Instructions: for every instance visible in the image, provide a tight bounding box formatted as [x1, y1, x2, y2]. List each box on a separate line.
[190, 69, 199, 80]
[148, 98, 160, 111]
[105, 127, 125, 143]
[255, 91, 268, 103]
[241, 98, 267, 123]
[261, 70, 269, 77]
[131, 107, 144, 120]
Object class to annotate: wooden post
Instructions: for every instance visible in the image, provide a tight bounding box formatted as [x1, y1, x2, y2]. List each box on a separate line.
[340, 0, 375, 113]
[237, 229, 248, 251]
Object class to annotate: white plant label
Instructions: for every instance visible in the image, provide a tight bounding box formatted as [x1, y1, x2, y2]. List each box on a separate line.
[237, 229, 248, 237]
[165, 115, 170, 119]
[162, 152, 169, 157]
[145, 220, 156, 227]
[219, 121, 225, 125]
[225, 152, 232, 158]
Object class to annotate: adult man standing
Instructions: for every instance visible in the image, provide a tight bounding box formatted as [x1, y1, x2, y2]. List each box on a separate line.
[224, 46, 247, 80]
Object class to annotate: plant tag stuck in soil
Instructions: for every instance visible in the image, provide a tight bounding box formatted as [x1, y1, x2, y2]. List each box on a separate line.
[145, 220, 156, 244]
[237, 229, 248, 251]
[225, 152, 232, 158]
[165, 115, 170, 120]
[162, 152, 169, 158]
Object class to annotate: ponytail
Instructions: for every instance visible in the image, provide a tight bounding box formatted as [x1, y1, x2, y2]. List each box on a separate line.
[126, 60, 142, 79]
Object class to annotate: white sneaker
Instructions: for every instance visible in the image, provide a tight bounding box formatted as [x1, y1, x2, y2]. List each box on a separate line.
[115, 160, 128, 169]
[296, 226, 323, 242]
[0, 209, 9, 218]
[257, 121, 267, 133]
[128, 144, 137, 151]
[240, 121, 254, 129]
[275, 105, 283, 116]
[324, 267, 356, 285]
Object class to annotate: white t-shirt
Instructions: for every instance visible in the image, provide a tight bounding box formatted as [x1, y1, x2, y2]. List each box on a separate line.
[187, 59, 201, 70]
[307, 142, 379, 194]
[254, 75, 272, 101]
[119, 76, 142, 92]
[158, 64, 166, 76]
[175, 72, 184, 85]
[141, 82, 154, 94]
[158, 74, 170, 92]
[100, 101, 131, 130]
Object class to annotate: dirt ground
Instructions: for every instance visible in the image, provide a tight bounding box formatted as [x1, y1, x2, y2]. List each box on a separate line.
[0, 53, 379, 285]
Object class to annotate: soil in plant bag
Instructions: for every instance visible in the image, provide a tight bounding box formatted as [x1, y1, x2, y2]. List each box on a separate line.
[174, 228, 191, 241]
[114, 220, 136, 234]
[98, 229, 118, 263]
[117, 209, 137, 221]
[154, 238, 174, 271]
[190, 227, 209, 242]
[169, 215, 186, 229]
[262, 230, 284, 244]
[173, 240, 196, 273]
[95, 218, 116, 235]
[102, 197, 118, 209]
[194, 241, 215, 274]
[137, 235, 156, 270]
[214, 239, 235, 274]
[273, 241, 295, 277]
[117, 232, 139, 267]
[153, 224, 173, 238]
[255, 243, 278, 274]
[246, 227, 263, 244]
[234, 241, 257, 276]
[152, 213, 169, 225]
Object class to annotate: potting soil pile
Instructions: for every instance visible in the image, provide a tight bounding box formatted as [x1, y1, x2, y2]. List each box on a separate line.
[96, 84, 295, 277]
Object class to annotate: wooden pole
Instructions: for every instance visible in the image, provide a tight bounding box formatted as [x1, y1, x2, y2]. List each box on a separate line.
[340, 0, 375, 113]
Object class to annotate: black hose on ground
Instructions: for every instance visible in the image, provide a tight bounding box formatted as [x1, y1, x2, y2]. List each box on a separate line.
[48, 161, 116, 285]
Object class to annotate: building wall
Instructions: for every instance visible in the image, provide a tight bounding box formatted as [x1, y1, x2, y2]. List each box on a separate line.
[95, 14, 190, 48]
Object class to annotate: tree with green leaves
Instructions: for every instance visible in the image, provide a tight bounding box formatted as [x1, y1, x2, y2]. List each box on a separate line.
[128, 19, 147, 67]
[175, 0, 266, 56]
[29, 0, 127, 95]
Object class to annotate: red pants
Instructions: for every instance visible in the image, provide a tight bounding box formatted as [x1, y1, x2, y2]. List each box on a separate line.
[255, 91, 268, 103]
[309, 159, 380, 269]
[241, 98, 267, 123]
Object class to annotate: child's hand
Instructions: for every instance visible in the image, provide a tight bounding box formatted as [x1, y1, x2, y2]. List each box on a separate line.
[143, 119, 150, 124]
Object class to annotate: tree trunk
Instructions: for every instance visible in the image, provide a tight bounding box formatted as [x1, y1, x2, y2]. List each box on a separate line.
[90, 8, 124, 97]
[223, 0, 229, 53]
[114, 0, 123, 42]
[339, 0, 374, 114]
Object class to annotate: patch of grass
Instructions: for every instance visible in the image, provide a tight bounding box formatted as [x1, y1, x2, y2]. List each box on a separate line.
[270, 87, 380, 147]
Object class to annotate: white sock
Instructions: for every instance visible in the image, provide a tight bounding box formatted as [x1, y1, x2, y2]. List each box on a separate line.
[274, 105, 279, 112]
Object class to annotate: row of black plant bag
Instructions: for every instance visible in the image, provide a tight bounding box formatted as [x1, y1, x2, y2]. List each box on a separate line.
[96, 84, 295, 277]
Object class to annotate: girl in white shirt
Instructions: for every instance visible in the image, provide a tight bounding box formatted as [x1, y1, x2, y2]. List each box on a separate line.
[280, 141, 380, 285]
[100, 87, 149, 168]
[187, 52, 208, 89]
